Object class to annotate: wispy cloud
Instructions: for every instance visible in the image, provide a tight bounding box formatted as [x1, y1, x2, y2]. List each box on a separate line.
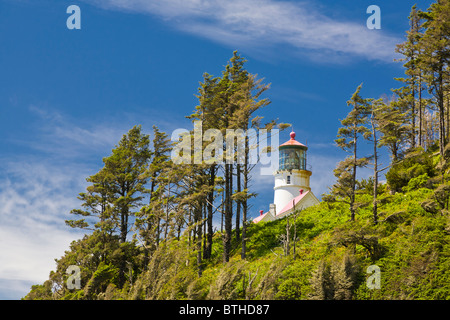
[0, 159, 87, 299]
[84, 0, 401, 62]
[0, 104, 189, 299]
[23, 105, 125, 159]
[0, 106, 127, 299]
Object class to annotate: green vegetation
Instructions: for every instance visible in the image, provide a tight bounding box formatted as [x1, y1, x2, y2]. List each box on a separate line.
[24, 1, 450, 300]
[24, 149, 450, 299]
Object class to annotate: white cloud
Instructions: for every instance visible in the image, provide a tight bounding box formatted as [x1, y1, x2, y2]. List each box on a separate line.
[84, 0, 401, 62]
[0, 107, 123, 299]
[0, 105, 189, 299]
[22, 106, 125, 159]
[0, 160, 87, 299]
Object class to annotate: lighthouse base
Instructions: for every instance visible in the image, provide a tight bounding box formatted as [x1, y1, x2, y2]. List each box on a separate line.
[253, 189, 319, 223]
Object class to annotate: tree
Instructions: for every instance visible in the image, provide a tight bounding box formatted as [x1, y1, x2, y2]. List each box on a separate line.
[188, 72, 222, 260]
[365, 98, 386, 225]
[395, 5, 425, 149]
[102, 125, 151, 244]
[334, 84, 371, 221]
[377, 94, 410, 162]
[67, 125, 151, 243]
[228, 73, 274, 259]
[309, 261, 333, 300]
[66, 168, 114, 235]
[178, 162, 211, 276]
[221, 52, 249, 263]
[67, 125, 151, 287]
[187, 51, 283, 262]
[418, 0, 450, 160]
[135, 126, 173, 266]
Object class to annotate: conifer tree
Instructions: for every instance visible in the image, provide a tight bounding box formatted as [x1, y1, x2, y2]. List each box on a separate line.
[334, 84, 371, 221]
[396, 5, 425, 149]
[188, 72, 222, 260]
[66, 168, 113, 234]
[135, 126, 173, 266]
[67, 125, 151, 287]
[418, 0, 450, 159]
[228, 74, 274, 259]
[364, 98, 385, 225]
[222, 52, 249, 263]
[102, 125, 151, 244]
[67, 125, 151, 243]
[376, 94, 410, 162]
[188, 51, 251, 263]
[309, 261, 333, 300]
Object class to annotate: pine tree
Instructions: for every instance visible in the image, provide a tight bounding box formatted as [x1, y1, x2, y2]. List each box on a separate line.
[228, 73, 273, 259]
[66, 168, 113, 234]
[103, 125, 151, 244]
[395, 5, 425, 149]
[418, 0, 450, 159]
[189, 51, 251, 263]
[135, 125, 173, 266]
[309, 261, 333, 300]
[67, 125, 151, 287]
[365, 98, 385, 225]
[67, 125, 151, 244]
[334, 84, 371, 221]
[377, 93, 410, 162]
[330, 255, 357, 300]
[185, 51, 281, 263]
[222, 52, 249, 263]
[188, 72, 222, 260]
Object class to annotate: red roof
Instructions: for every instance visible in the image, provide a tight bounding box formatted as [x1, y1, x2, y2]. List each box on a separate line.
[280, 131, 307, 148]
[252, 189, 310, 223]
[252, 212, 268, 223]
[277, 190, 309, 216]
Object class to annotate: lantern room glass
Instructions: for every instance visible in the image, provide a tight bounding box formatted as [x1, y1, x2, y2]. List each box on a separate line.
[279, 147, 306, 171]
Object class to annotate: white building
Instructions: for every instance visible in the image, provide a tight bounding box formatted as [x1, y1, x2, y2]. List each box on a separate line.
[253, 131, 319, 223]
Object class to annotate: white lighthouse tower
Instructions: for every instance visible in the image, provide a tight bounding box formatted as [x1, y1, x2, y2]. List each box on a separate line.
[253, 131, 319, 223]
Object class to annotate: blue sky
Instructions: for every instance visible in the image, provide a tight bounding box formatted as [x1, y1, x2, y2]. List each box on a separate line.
[0, 0, 434, 299]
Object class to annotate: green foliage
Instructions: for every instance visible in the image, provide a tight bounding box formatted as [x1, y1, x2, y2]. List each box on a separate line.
[403, 173, 430, 192]
[386, 148, 436, 193]
[23, 0, 450, 298]
[25, 171, 450, 300]
[23, 281, 53, 300]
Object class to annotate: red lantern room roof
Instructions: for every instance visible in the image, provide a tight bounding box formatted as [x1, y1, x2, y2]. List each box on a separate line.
[280, 131, 307, 148]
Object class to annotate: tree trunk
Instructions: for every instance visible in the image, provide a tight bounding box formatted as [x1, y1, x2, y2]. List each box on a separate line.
[371, 110, 379, 225]
[120, 208, 128, 243]
[350, 126, 357, 221]
[204, 165, 215, 260]
[235, 164, 241, 241]
[418, 73, 423, 148]
[438, 60, 445, 160]
[285, 215, 290, 256]
[195, 205, 203, 277]
[119, 206, 129, 288]
[292, 200, 297, 258]
[241, 137, 249, 260]
[143, 179, 156, 269]
[202, 204, 207, 260]
[163, 184, 171, 241]
[447, 94, 450, 145]
[411, 78, 416, 149]
[223, 163, 232, 263]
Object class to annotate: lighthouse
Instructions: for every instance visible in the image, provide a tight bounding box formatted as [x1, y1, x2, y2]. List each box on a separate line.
[253, 131, 319, 223]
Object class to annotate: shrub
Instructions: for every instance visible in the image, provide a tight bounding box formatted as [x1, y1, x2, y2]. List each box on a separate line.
[386, 149, 435, 193]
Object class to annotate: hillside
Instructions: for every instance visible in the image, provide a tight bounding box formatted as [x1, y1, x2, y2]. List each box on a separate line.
[24, 145, 450, 300]
[23, 0, 450, 300]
